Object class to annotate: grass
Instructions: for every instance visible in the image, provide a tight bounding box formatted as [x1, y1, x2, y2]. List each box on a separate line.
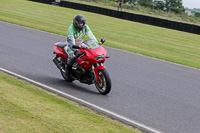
[0, 71, 142, 133]
[0, 0, 200, 69]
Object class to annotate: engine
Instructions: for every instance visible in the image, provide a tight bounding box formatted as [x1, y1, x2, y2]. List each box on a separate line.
[72, 62, 85, 76]
[72, 61, 95, 84]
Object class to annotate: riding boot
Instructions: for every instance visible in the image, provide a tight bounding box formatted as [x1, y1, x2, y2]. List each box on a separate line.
[65, 56, 76, 78]
[65, 64, 71, 79]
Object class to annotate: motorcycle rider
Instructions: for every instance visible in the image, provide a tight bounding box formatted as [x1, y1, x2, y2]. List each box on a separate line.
[64, 14, 97, 79]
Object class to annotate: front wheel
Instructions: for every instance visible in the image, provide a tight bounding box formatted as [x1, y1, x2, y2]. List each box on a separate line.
[95, 69, 111, 95]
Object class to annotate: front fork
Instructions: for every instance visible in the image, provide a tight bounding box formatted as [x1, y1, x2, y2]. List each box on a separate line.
[92, 63, 106, 81]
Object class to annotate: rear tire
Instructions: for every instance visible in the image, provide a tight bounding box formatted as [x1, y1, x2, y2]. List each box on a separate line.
[95, 69, 111, 95]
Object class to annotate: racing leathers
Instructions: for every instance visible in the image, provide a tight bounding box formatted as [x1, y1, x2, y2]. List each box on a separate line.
[64, 23, 97, 78]
[64, 23, 97, 59]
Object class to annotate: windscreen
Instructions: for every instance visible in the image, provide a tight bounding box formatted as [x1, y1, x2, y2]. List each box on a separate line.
[83, 39, 100, 49]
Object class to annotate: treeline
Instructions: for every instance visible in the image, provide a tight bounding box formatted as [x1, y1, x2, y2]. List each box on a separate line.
[191, 8, 200, 17]
[120, 0, 185, 13]
[88, 0, 186, 14]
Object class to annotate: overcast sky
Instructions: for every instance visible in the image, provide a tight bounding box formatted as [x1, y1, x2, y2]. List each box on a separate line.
[182, 0, 200, 9]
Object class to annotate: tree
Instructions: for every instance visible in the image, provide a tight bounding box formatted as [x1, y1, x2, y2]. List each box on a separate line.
[138, 0, 153, 8]
[164, 0, 185, 13]
[194, 12, 200, 17]
[137, 0, 185, 13]
[154, 0, 165, 10]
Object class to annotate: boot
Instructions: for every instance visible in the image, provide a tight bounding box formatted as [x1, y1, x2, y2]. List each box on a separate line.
[65, 63, 71, 79]
[65, 57, 76, 79]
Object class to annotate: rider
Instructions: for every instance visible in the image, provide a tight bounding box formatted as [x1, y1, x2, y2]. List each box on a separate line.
[64, 14, 97, 79]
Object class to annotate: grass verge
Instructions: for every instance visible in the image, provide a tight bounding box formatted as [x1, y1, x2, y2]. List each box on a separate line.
[0, 71, 142, 133]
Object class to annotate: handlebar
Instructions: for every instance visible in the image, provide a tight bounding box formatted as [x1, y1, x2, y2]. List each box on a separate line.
[76, 52, 86, 58]
[72, 45, 81, 49]
[72, 44, 89, 50]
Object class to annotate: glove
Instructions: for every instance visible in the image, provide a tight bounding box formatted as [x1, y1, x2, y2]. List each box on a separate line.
[74, 50, 80, 56]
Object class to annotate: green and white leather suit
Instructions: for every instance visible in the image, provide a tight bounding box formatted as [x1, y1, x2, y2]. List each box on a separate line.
[64, 24, 97, 59]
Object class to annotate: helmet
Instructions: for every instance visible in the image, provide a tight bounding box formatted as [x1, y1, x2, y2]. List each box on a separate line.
[73, 14, 86, 30]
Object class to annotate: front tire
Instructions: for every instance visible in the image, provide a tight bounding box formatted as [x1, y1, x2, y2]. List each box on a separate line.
[95, 69, 111, 95]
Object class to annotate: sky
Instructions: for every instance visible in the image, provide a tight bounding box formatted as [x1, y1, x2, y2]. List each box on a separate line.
[182, 0, 200, 9]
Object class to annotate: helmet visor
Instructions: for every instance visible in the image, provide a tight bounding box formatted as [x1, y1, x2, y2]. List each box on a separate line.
[77, 21, 83, 26]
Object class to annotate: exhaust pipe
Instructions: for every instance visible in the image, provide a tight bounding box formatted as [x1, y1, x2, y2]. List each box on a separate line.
[53, 57, 65, 72]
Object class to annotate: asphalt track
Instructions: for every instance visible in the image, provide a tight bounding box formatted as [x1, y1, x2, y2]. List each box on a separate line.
[1, 21, 200, 133]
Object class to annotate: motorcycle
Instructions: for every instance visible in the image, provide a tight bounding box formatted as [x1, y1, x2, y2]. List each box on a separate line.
[53, 38, 111, 95]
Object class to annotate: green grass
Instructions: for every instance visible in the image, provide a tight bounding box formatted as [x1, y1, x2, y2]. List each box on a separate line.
[0, 71, 142, 133]
[0, 0, 200, 69]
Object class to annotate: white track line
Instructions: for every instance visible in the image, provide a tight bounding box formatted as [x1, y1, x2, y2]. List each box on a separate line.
[0, 67, 161, 133]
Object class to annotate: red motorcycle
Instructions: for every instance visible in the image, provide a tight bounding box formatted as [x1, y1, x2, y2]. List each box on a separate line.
[53, 38, 111, 95]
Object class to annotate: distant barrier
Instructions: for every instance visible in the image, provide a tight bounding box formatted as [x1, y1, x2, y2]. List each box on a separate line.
[29, 0, 53, 4]
[29, 0, 200, 35]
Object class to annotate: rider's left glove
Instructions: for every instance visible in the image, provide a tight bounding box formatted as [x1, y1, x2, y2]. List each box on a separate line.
[81, 43, 89, 49]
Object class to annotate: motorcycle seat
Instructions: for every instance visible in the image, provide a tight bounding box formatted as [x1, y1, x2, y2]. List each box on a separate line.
[57, 42, 66, 48]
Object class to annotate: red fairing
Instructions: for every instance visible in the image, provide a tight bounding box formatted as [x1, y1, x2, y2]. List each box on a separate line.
[76, 46, 107, 70]
[83, 46, 107, 58]
[53, 42, 68, 59]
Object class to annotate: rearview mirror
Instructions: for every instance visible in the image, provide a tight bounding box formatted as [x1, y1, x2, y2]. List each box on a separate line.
[100, 37, 106, 44]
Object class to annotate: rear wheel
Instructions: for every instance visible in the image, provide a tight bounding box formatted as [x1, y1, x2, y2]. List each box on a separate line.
[60, 69, 74, 82]
[95, 69, 111, 95]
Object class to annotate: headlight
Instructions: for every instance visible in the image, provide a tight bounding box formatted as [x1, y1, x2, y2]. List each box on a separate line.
[95, 54, 104, 60]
